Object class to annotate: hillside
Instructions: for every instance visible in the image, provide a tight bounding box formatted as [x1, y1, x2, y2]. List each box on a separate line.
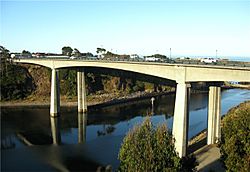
[1, 60, 174, 102]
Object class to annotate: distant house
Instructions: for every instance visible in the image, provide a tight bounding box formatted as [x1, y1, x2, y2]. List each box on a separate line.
[11, 53, 31, 59]
[82, 52, 95, 59]
[130, 54, 139, 59]
[87, 55, 98, 60]
[144, 56, 160, 62]
[32, 53, 46, 58]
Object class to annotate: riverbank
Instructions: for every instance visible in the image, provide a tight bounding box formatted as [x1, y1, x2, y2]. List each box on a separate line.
[189, 100, 250, 147]
[2, 86, 247, 108]
[188, 101, 250, 171]
[0, 90, 175, 109]
[222, 83, 250, 90]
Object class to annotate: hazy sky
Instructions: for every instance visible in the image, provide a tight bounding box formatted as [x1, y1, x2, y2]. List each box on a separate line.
[1, 0, 250, 57]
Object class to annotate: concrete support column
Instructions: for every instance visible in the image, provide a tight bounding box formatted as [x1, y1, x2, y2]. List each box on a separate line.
[50, 69, 60, 117]
[172, 82, 191, 157]
[50, 117, 61, 145]
[82, 71, 87, 112]
[77, 71, 83, 112]
[77, 70, 87, 112]
[207, 86, 221, 145]
[78, 112, 87, 143]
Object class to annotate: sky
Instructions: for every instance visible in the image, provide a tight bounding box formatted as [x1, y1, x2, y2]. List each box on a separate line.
[1, 0, 250, 57]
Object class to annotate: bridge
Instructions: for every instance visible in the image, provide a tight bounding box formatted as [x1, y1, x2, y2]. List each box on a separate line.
[13, 58, 250, 157]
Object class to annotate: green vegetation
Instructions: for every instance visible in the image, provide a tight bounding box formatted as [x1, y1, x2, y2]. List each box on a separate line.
[220, 101, 250, 172]
[96, 47, 106, 54]
[118, 117, 197, 172]
[0, 45, 166, 101]
[62, 46, 73, 56]
[22, 50, 32, 56]
[72, 48, 81, 57]
[0, 46, 34, 100]
[60, 69, 77, 97]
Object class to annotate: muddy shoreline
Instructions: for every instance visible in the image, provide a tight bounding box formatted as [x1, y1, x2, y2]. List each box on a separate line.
[0, 91, 174, 109]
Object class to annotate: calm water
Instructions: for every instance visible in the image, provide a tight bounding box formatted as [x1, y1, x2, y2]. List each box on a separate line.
[1, 89, 249, 171]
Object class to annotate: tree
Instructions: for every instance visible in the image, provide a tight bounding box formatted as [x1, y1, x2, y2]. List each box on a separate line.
[59, 69, 77, 97]
[72, 48, 81, 57]
[154, 54, 167, 59]
[0, 46, 10, 58]
[0, 47, 34, 100]
[0, 46, 11, 77]
[22, 50, 31, 55]
[118, 117, 197, 172]
[96, 47, 106, 54]
[105, 51, 116, 58]
[62, 46, 73, 56]
[220, 101, 250, 172]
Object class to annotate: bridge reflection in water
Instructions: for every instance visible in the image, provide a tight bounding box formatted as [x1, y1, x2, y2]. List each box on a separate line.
[78, 113, 87, 143]
[50, 116, 61, 145]
[50, 112, 88, 145]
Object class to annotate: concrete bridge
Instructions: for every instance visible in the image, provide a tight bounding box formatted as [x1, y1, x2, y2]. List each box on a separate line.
[13, 58, 250, 157]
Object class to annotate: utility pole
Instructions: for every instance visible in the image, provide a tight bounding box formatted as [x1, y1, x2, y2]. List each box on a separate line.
[170, 48, 172, 59]
[216, 49, 218, 59]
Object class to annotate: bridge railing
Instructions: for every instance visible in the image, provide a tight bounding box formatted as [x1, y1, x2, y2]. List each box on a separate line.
[11, 56, 250, 67]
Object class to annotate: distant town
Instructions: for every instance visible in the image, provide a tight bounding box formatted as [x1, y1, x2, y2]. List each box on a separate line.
[10, 46, 243, 66]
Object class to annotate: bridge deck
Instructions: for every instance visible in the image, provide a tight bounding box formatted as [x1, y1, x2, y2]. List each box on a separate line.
[13, 59, 250, 82]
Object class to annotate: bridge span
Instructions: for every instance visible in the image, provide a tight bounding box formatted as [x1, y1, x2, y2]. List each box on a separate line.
[13, 58, 250, 157]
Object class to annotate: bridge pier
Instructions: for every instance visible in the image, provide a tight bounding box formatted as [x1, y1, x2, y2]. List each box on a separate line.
[172, 82, 191, 157]
[77, 70, 87, 112]
[50, 69, 60, 117]
[207, 86, 221, 145]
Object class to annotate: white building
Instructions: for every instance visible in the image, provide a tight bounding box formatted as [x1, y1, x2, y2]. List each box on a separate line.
[144, 56, 160, 62]
[130, 54, 139, 59]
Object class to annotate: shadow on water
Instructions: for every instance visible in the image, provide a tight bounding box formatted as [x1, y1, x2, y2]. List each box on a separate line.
[2, 112, 103, 171]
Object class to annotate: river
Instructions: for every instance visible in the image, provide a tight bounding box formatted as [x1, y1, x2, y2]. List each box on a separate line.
[1, 88, 249, 171]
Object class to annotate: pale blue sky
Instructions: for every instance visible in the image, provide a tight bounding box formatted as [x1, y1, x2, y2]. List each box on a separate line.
[1, 0, 250, 57]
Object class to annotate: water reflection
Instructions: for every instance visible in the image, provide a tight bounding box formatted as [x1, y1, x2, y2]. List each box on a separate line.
[1, 89, 249, 171]
[97, 125, 116, 136]
[1, 136, 16, 149]
[78, 112, 87, 143]
[50, 117, 61, 145]
[189, 93, 208, 111]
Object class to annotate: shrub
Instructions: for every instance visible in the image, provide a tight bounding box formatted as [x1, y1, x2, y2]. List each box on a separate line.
[118, 117, 196, 172]
[220, 101, 250, 172]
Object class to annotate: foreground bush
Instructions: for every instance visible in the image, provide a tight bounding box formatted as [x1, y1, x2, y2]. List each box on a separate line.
[220, 101, 250, 172]
[118, 117, 196, 172]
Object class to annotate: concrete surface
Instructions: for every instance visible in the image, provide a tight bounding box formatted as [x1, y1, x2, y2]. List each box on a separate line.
[13, 59, 250, 83]
[194, 144, 225, 172]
